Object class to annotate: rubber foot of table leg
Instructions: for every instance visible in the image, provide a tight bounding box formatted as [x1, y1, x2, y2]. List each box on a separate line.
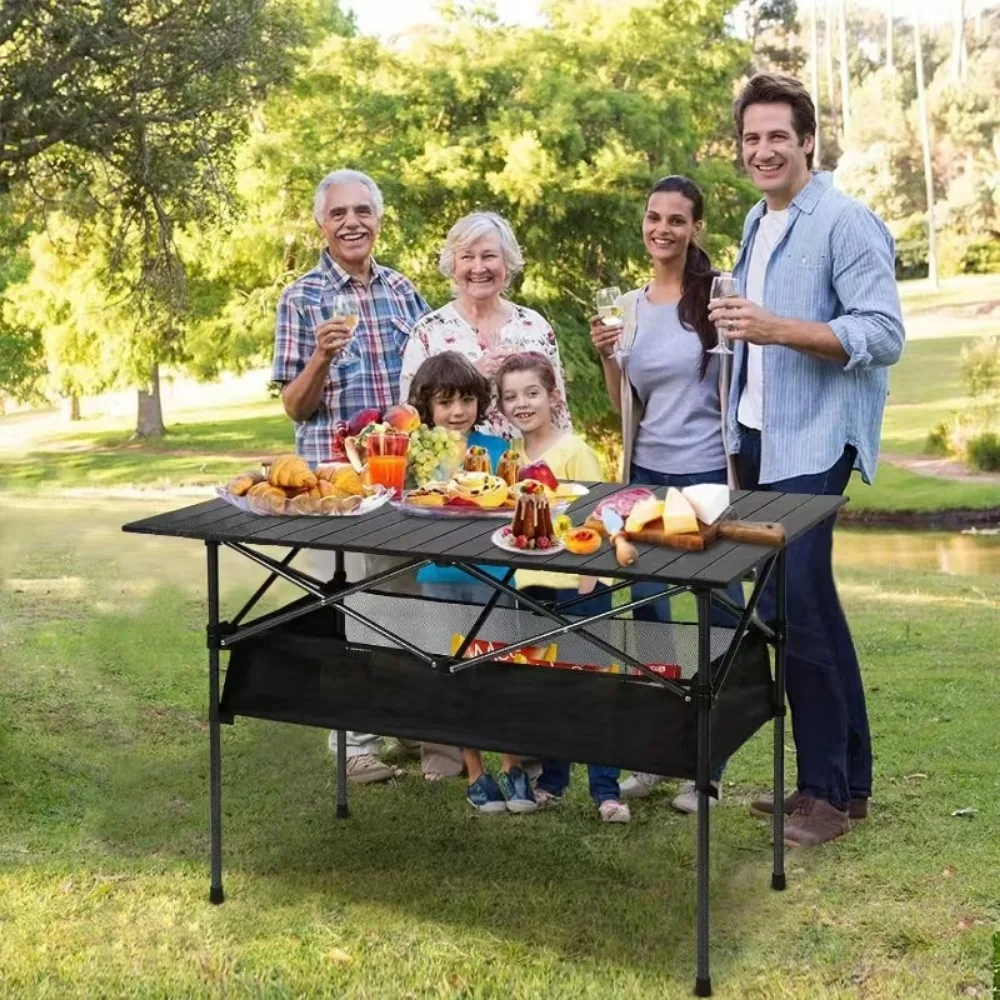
[336, 805, 349, 820]
[694, 976, 712, 997]
[209, 886, 224, 905]
[771, 872, 786, 891]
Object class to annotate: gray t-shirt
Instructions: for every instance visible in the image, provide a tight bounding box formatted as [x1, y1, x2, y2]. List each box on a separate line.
[628, 298, 726, 475]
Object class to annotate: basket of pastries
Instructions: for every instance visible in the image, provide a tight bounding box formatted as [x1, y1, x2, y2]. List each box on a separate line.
[217, 455, 392, 517]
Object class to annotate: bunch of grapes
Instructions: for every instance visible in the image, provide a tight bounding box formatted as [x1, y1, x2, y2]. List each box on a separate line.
[406, 425, 464, 486]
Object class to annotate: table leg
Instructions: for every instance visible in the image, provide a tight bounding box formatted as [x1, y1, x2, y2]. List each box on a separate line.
[332, 551, 349, 819]
[772, 550, 787, 891]
[336, 729, 349, 820]
[206, 541, 224, 905]
[694, 588, 712, 998]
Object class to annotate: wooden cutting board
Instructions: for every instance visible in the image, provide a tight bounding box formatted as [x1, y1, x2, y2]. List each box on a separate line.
[584, 516, 785, 551]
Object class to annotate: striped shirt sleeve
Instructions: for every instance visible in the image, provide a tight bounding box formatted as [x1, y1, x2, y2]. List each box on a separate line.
[828, 205, 905, 372]
[272, 287, 312, 384]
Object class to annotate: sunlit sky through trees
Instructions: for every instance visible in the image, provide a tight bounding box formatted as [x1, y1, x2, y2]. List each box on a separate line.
[346, 0, 970, 41]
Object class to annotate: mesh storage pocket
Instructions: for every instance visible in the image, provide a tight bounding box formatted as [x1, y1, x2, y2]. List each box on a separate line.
[221, 596, 775, 778]
[343, 590, 737, 679]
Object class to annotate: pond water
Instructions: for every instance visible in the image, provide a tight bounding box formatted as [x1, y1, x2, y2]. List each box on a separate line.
[834, 529, 1000, 577]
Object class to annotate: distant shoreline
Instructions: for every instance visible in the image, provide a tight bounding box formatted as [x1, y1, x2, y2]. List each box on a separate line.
[839, 506, 1000, 530]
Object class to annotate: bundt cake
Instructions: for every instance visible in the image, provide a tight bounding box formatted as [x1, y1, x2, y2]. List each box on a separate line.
[496, 449, 523, 486]
[510, 483, 555, 550]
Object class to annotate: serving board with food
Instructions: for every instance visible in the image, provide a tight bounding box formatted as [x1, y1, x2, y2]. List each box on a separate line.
[584, 485, 785, 560]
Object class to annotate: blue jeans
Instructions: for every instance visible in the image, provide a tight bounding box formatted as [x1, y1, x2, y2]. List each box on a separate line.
[738, 428, 871, 810]
[520, 584, 622, 804]
[628, 464, 740, 784]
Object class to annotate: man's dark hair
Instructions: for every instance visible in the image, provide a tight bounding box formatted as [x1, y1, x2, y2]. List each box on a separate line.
[407, 351, 491, 426]
[734, 73, 816, 169]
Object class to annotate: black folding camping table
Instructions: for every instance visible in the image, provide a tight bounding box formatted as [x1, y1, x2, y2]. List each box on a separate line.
[122, 484, 843, 996]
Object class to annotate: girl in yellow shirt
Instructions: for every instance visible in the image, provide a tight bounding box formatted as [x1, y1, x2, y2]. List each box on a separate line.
[496, 352, 629, 823]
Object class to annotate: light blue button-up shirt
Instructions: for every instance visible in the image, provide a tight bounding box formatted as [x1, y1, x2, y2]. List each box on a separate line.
[726, 172, 905, 484]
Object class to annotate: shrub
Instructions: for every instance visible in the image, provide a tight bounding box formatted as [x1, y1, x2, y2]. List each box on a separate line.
[966, 432, 1000, 472]
[960, 238, 1000, 275]
[924, 422, 952, 456]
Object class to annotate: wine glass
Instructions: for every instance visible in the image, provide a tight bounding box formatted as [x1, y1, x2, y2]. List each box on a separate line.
[595, 286, 623, 327]
[595, 286, 627, 360]
[331, 292, 359, 332]
[708, 273, 738, 355]
[329, 292, 360, 362]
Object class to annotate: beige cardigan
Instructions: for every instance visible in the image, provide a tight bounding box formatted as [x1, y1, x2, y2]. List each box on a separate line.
[609, 288, 737, 487]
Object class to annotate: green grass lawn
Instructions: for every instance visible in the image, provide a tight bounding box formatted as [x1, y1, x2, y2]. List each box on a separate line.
[1, 498, 998, 999]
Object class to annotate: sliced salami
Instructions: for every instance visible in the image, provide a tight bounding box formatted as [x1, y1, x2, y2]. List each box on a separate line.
[593, 487, 657, 518]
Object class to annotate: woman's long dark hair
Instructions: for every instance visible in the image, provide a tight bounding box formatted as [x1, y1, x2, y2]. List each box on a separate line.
[647, 175, 717, 378]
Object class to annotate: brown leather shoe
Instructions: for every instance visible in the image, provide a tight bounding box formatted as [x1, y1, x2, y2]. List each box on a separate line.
[751, 790, 869, 820]
[783, 795, 851, 847]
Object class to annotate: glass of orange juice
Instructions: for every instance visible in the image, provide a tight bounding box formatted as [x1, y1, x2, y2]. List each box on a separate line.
[367, 433, 409, 498]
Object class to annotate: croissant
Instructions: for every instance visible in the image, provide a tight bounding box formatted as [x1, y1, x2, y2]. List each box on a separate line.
[331, 465, 365, 496]
[269, 455, 317, 490]
[288, 491, 321, 515]
[246, 482, 287, 515]
[227, 471, 265, 497]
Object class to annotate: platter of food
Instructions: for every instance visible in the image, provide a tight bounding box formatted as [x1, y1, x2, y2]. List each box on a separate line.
[217, 455, 392, 517]
[396, 450, 586, 519]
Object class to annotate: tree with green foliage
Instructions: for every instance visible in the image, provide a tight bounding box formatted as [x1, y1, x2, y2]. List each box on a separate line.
[207, 0, 755, 437]
[0, 0, 322, 433]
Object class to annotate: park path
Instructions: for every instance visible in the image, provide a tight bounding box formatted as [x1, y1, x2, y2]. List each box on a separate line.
[881, 452, 1000, 485]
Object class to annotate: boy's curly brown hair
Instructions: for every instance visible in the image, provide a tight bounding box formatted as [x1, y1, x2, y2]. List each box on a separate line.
[406, 351, 492, 427]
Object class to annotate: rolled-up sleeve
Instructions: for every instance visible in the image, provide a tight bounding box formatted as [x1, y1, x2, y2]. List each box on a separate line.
[828, 206, 905, 371]
[271, 288, 312, 384]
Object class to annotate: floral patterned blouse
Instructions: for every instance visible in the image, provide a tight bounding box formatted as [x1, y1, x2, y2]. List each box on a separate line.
[398, 301, 572, 438]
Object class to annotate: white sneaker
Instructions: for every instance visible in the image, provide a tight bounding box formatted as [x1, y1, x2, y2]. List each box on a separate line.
[671, 781, 721, 814]
[598, 799, 631, 823]
[619, 772, 666, 799]
[344, 753, 402, 784]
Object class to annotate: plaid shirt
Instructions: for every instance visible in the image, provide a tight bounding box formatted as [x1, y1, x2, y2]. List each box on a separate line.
[272, 250, 429, 464]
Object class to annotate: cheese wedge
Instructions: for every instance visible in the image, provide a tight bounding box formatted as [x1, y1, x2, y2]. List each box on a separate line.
[662, 487, 699, 534]
[681, 484, 730, 525]
[624, 496, 664, 534]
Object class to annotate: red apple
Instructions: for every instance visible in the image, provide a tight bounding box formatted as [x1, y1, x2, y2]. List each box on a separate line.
[517, 461, 559, 491]
[384, 403, 420, 433]
[348, 407, 382, 437]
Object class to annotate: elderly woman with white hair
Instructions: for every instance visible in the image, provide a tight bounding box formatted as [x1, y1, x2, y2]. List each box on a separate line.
[399, 211, 571, 437]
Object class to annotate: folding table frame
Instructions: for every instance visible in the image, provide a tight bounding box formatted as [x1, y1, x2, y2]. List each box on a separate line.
[123, 485, 844, 996]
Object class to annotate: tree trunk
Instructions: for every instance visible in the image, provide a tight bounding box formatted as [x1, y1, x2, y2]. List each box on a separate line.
[810, 0, 822, 167]
[886, 0, 894, 72]
[825, 0, 839, 141]
[65, 394, 81, 422]
[952, 0, 967, 80]
[837, 0, 851, 137]
[135, 364, 166, 439]
[914, 9, 939, 289]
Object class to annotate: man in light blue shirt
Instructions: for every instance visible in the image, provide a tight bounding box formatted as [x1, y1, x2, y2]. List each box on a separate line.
[710, 73, 904, 847]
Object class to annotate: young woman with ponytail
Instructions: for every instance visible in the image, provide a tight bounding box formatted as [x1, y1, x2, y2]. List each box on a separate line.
[590, 175, 742, 812]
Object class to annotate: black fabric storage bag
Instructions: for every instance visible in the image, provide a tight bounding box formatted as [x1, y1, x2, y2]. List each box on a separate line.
[221, 606, 774, 779]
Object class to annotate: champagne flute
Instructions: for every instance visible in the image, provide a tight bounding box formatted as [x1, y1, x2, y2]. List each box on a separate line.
[708, 273, 738, 355]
